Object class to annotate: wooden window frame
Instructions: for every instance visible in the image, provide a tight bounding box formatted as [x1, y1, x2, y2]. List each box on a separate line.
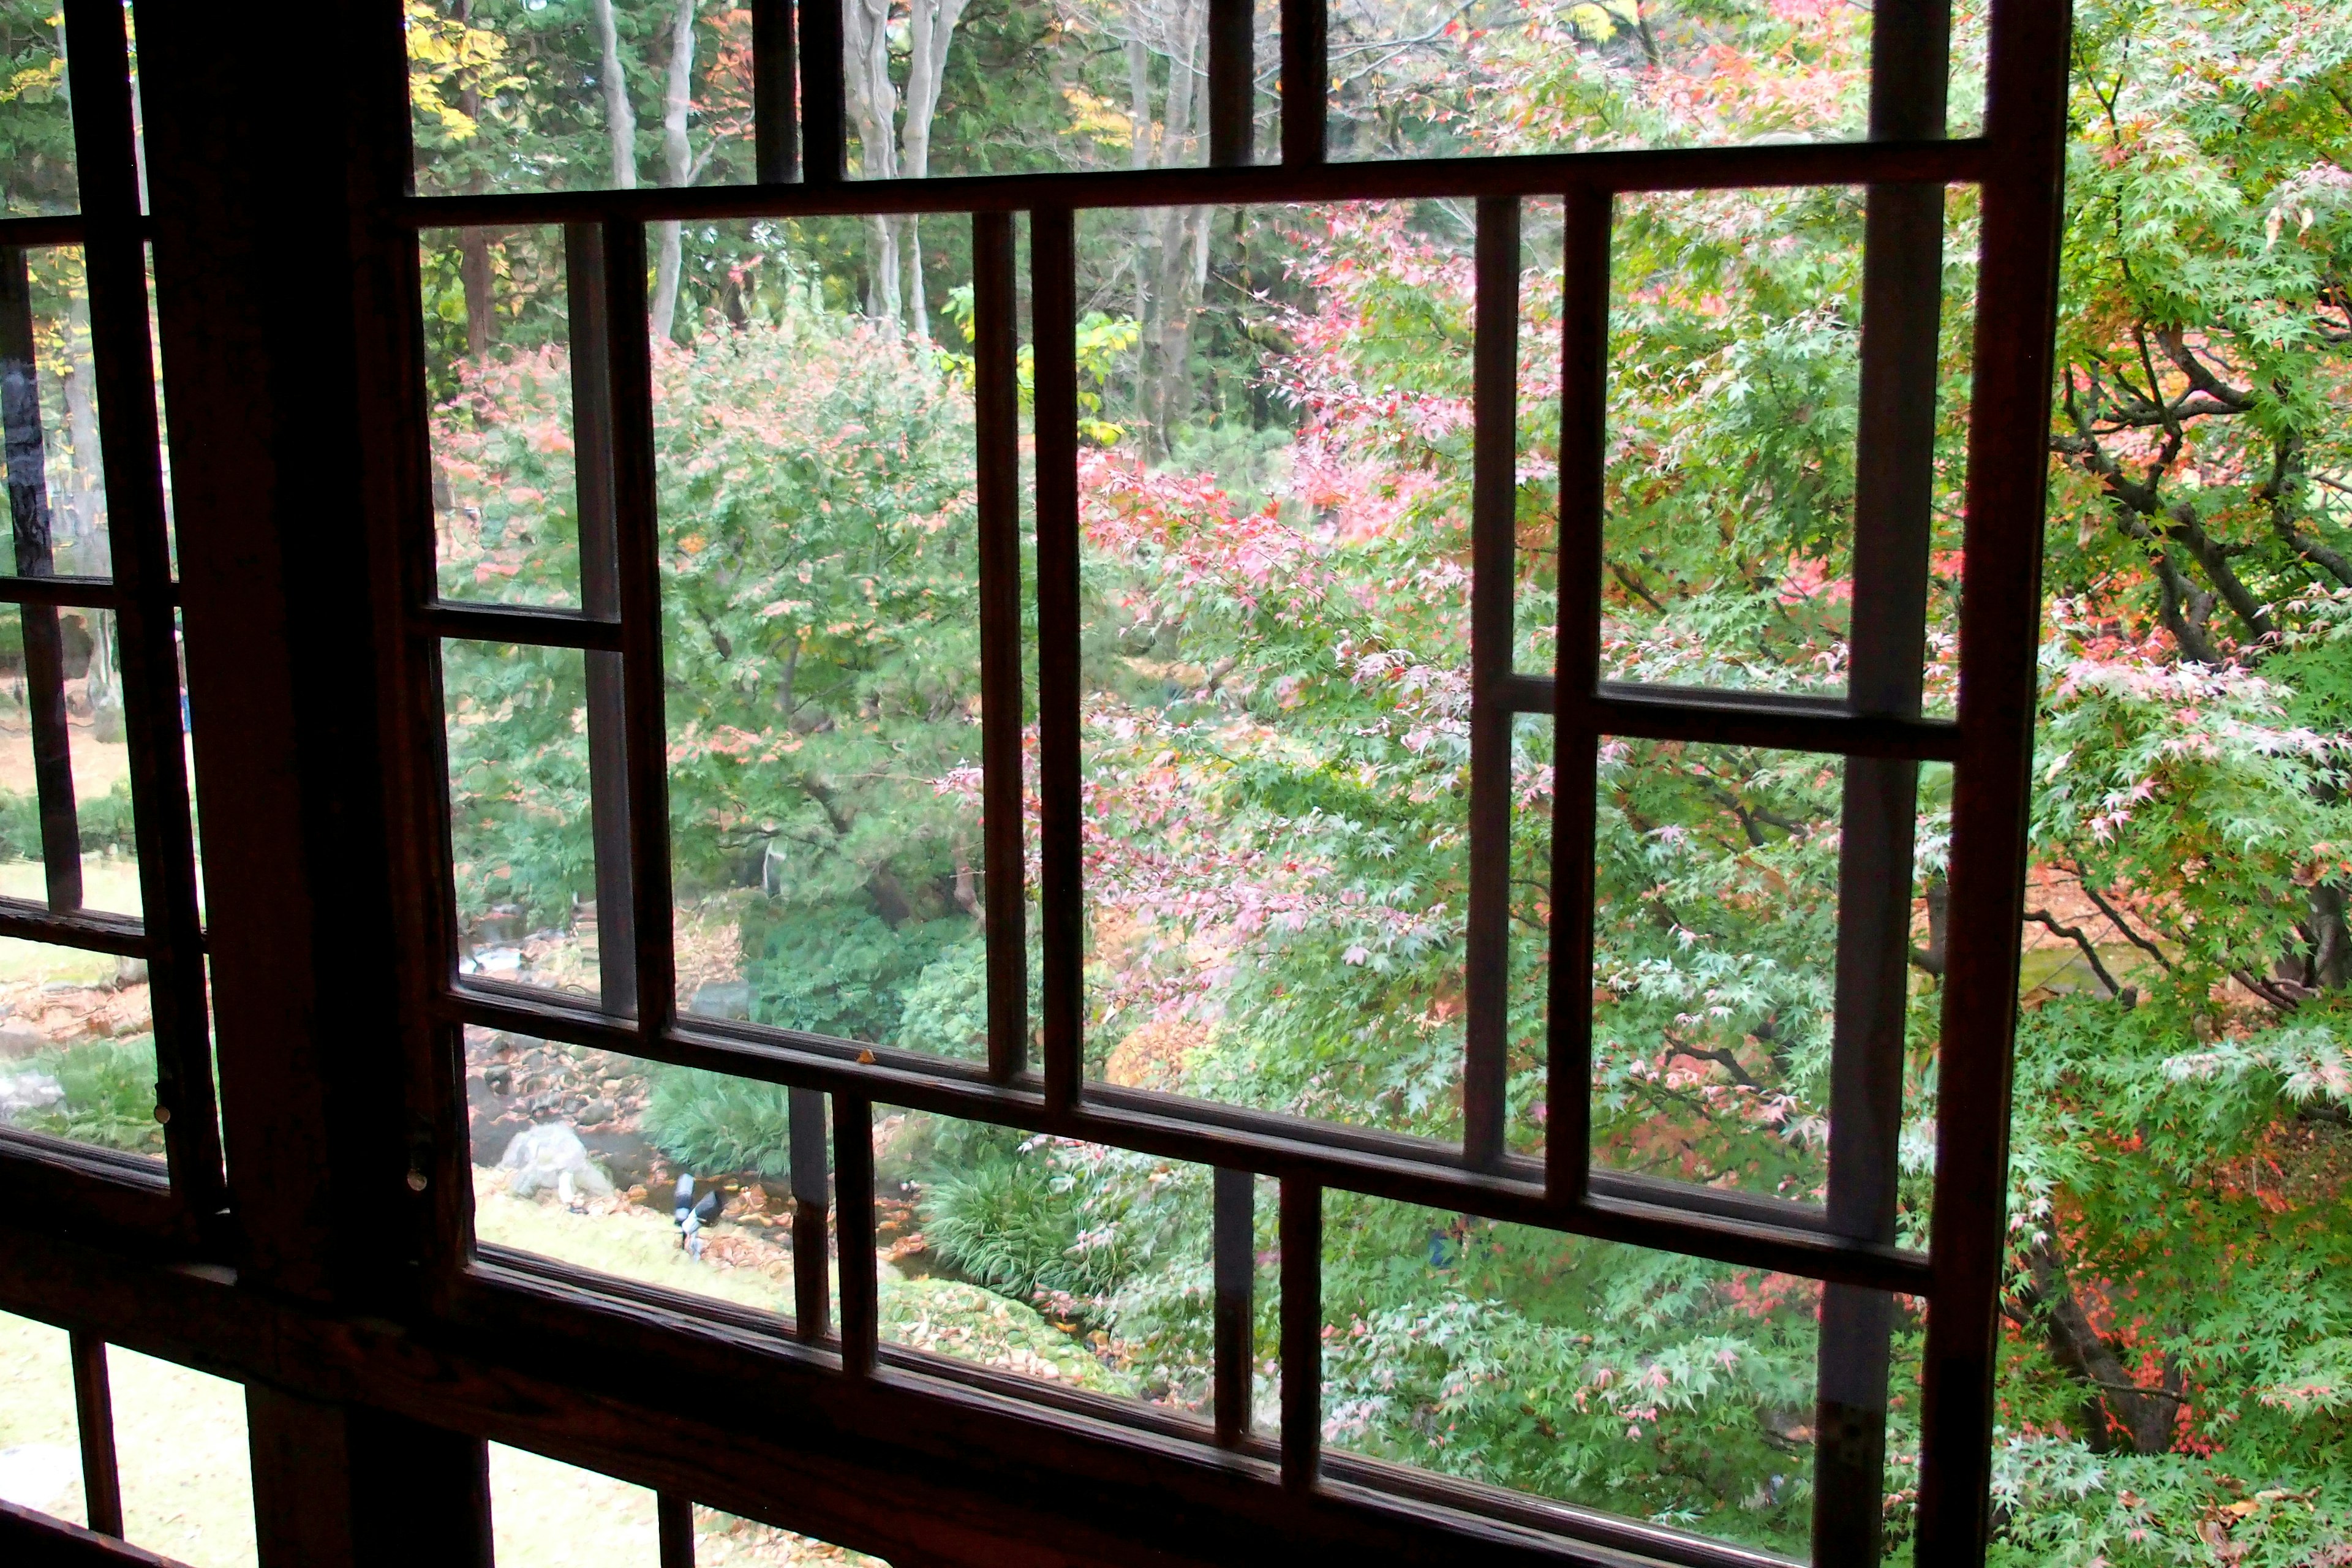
[0, 2, 2076, 1566]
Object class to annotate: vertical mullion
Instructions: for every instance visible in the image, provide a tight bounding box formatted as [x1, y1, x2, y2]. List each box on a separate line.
[1212, 1166, 1254, 1446]
[1277, 1177, 1320, 1491]
[797, 0, 845, 185]
[0, 247, 85, 914]
[1279, 0, 1325, 167]
[1814, 6, 1952, 1561]
[62, 0, 219, 1200]
[789, 1086, 831, 1340]
[1031, 207, 1083, 1115]
[834, 1094, 878, 1375]
[567, 224, 640, 1019]
[597, 221, 677, 1031]
[1918, 0, 2073, 1558]
[657, 1493, 695, 1568]
[753, 0, 798, 183]
[973, 211, 1025, 1084]
[1544, 187, 1610, 1207]
[1463, 195, 1518, 1173]
[1207, 0, 1254, 167]
[68, 1333, 123, 1538]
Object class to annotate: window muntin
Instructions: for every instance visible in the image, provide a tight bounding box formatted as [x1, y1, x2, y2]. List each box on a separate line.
[403, 1, 2057, 1562]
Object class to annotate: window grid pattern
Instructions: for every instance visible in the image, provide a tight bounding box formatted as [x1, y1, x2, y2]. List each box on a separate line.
[396, 4, 2071, 1566]
[0, 0, 219, 1222]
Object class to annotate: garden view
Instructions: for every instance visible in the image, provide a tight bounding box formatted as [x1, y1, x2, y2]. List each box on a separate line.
[4, 0, 2351, 1562]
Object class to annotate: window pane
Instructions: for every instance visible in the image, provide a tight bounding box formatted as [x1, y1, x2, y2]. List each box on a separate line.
[0, 1308, 85, 1527]
[0, 605, 140, 918]
[1077, 202, 1475, 1146]
[845, 0, 1280, 179]
[442, 639, 603, 998]
[872, 1103, 1212, 1414]
[1599, 187, 1864, 699]
[6, 246, 112, 578]
[110, 1345, 256, 1568]
[662, 221, 990, 1060]
[0, 937, 159, 1158]
[0, 11, 75, 215]
[423, 225, 584, 608]
[409, 2, 757, 198]
[1321, 1194, 1918, 1559]
[1589, 740, 1842, 1205]
[468, 1029, 802, 1329]
[1506, 712, 1551, 1159]
[692, 1506, 893, 1566]
[489, 1444, 658, 1567]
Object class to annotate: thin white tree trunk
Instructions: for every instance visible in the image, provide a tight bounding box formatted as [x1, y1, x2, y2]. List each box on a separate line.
[897, 0, 968, 341]
[650, 0, 699, 341]
[592, 0, 639, 189]
[842, 0, 903, 328]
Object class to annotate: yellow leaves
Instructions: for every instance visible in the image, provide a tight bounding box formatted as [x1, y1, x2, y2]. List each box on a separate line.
[1061, 87, 1133, 151]
[1566, 1, 1643, 42]
[0, 57, 66, 107]
[405, 0, 519, 143]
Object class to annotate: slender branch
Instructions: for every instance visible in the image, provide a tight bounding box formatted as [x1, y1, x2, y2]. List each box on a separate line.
[2025, 908, 2128, 999]
[2075, 882, 2174, 971]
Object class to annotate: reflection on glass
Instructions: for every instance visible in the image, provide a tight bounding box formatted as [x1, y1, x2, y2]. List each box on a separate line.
[422, 226, 582, 607]
[466, 1030, 800, 1328]
[409, 1, 757, 198]
[873, 1104, 1215, 1412]
[442, 639, 601, 998]
[0, 13, 75, 216]
[4, 247, 112, 577]
[110, 1345, 256, 1568]
[0, 1308, 87, 1528]
[1602, 187, 1864, 699]
[1077, 202, 1474, 1145]
[1320, 1193, 1915, 1560]
[0, 936, 159, 1158]
[660, 222, 989, 1057]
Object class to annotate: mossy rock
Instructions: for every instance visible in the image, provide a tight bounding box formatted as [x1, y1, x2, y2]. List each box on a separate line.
[878, 1276, 1138, 1398]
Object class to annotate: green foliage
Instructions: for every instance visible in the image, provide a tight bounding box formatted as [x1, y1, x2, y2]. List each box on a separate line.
[17, 1035, 162, 1156]
[641, 1065, 793, 1180]
[0, 780, 138, 863]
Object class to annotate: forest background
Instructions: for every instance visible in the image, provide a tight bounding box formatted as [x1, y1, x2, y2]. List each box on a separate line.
[7, 0, 2352, 1562]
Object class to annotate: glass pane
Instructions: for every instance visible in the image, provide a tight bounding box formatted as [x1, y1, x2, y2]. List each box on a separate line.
[6, 247, 112, 578]
[662, 221, 990, 1059]
[1321, 1193, 1917, 1559]
[1514, 196, 1562, 677]
[1602, 186, 1864, 699]
[1077, 201, 1474, 1146]
[423, 225, 582, 607]
[489, 1444, 658, 1567]
[1506, 712, 1551, 1159]
[442, 639, 602, 997]
[872, 1103, 1213, 1412]
[468, 1030, 801, 1327]
[692, 1506, 893, 1566]
[844, 0, 1280, 179]
[0, 605, 139, 917]
[0, 1308, 85, 1527]
[1411, 0, 1877, 160]
[70, 610, 137, 918]
[111, 1345, 257, 1568]
[409, 1, 757, 198]
[0, 938, 159, 1157]
[0, 9, 75, 215]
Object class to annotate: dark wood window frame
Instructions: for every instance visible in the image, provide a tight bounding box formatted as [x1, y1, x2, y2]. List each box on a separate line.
[0, 2, 2075, 1567]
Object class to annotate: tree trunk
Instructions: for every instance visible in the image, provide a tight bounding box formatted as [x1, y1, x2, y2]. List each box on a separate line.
[2013, 1238, 2186, 1455]
[58, 287, 102, 557]
[459, 229, 496, 356]
[842, 0, 903, 329]
[650, 0, 699, 342]
[592, 0, 640, 189]
[897, 0, 968, 342]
